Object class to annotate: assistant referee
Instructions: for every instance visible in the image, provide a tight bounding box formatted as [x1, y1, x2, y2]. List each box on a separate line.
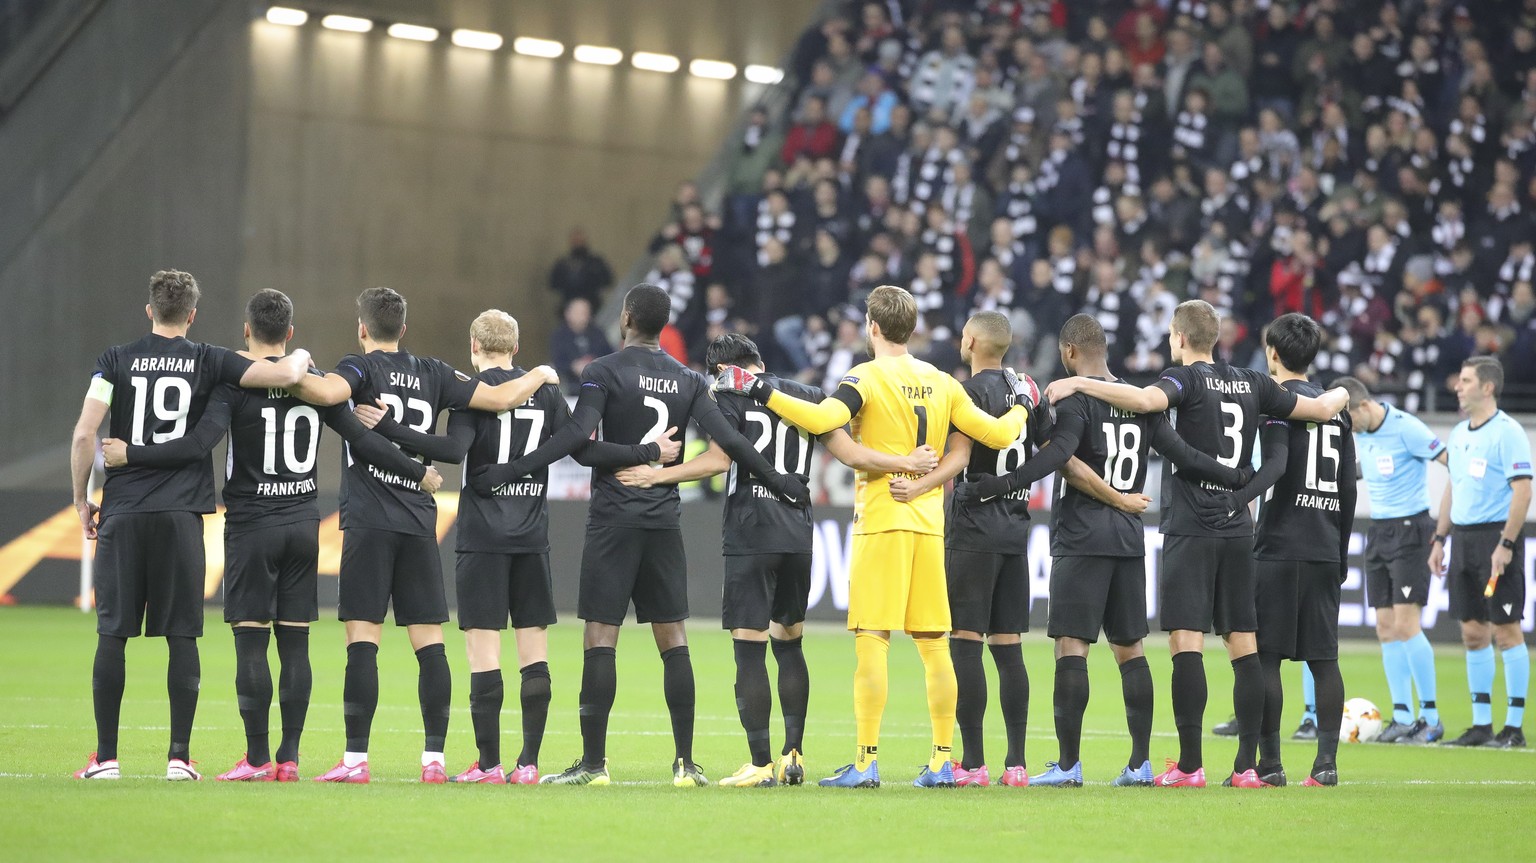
[1430, 357, 1532, 749]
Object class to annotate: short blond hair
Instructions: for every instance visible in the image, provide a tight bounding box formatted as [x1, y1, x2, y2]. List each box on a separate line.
[866, 285, 918, 344]
[470, 309, 519, 354]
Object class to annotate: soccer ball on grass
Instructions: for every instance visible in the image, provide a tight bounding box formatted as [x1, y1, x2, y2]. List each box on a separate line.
[1341, 697, 1383, 743]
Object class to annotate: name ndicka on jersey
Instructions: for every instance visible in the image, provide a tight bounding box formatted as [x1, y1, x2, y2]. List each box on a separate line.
[130, 357, 195, 373]
[638, 375, 680, 394]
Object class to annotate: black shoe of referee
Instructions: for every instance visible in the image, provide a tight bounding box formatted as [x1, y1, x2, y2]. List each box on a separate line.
[1488, 726, 1526, 748]
[1291, 718, 1318, 741]
[1444, 724, 1496, 747]
[1212, 715, 1238, 736]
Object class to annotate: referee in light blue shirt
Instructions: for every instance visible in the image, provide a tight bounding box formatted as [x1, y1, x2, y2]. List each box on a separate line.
[1336, 377, 1447, 744]
[1430, 357, 1532, 749]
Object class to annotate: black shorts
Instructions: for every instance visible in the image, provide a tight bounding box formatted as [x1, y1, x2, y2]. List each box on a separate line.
[722, 552, 811, 631]
[1449, 526, 1527, 625]
[223, 521, 320, 624]
[1159, 535, 1256, 635]
[1255, 560, 1341, 661]
[1047, 555, 1149, 645]
[455, 551, 558, 631]
[946, 549, 1030, 635]
[337, 527, 448, 626]
[1365, 511, 1434, 608]
[94, 511, 206, 638]
[578, 526, 688, 625]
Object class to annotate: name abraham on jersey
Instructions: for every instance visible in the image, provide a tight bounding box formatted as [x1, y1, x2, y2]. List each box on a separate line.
[1203, 376, 1252, 394]
[638, 375, 680, 394]
[129, 356, 195, 373]
[256, 477, 318, 496]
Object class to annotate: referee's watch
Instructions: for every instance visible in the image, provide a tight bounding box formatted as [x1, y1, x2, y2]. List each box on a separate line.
[1501, 537, 1518, 551]
[1432, 534, 1447, 546]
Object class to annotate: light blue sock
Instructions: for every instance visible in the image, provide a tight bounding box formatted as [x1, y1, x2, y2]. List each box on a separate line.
[1468, 646, 1496, 727]
[1502, 645, 1529, 729]
[1301, 663, 1317, 723]
[1405, 632, 1439, 725]
[1382, 640, 1414, 724]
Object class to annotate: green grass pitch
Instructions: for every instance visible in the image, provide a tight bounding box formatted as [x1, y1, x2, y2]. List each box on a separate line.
[1, 606, 1532, 861]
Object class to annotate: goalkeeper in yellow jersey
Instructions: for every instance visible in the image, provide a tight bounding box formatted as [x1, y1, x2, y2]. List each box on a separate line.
[714, 285, 1030, 788]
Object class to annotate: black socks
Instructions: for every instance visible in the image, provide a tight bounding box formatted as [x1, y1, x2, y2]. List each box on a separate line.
[579, 646, 617, 768]
[1054, 655, 1089, 767]
[1119, 655, 1154, 767]
[661, 646, 696, 764]
[343, 642, 379, 753]
[469, 669, 504, 768]
[273, 624, 310, 765]
[92, 635, 127, 762]
[951, 638, 987, 770]
[990, 642, 1029, 769]
[1309, 659, 1344, 770]
[1171, 651, 1206, 773]
[771, 636, 809, 755]
[232, 627, 272, 766]
[518, 661, 551, 768]
[733, 640, 773, 767]
[165, 636, 200, 763]
[1259, 653, 1285, 770]
[1231, 653, 1263, 774]
[415, 643, 451, 754]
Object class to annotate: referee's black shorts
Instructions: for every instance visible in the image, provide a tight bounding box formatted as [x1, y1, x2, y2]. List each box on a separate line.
[337, 527, 448, 626]
[1449, 524, 1526, 625]
[94, 511, 206, 639]
[1255, 559, 1341, 661]
[1158, 534, 1256, 635]
[1047, 555, 1148, 645]
[1364, 511, 1434, 608]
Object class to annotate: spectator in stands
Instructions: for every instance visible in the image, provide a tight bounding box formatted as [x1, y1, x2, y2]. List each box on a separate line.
[645, 243, 699, 345]
[841, 71, 898, 135]
[781, 95, 838, 166]
[728, 107, 784, 196]
[910, 24, 977, 120]
[549, 297, 613, 395]
[547, 227, 614, 310]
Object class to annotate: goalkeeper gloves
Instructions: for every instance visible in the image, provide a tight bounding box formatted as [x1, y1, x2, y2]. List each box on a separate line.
[714, 365, 773, 403]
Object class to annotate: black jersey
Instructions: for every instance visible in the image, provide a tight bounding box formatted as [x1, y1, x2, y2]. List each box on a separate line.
[1254, 379, 1356, 562]
[1050, 381, 1158, 558]
[333, 350, 476, 536]
[92, 334, 254, 517]
[1152, 361, 1299, 538]
[581, 346, 728, 530]
[451, 367, 569, 554]
[947, 369, 1051, 555]
[718, 375, 821, 556]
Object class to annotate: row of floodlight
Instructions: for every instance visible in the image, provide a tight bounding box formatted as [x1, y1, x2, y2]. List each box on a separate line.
[263, 6, 785, 83]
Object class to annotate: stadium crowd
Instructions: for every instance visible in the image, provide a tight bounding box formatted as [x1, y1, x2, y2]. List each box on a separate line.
[596, 0, 1536, 412]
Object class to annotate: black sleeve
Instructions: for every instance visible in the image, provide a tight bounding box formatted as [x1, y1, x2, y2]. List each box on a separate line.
[126, 389, 234, 467]
[1151, 366, 1192, 408]
[324, 406, 429, 482]
[989, 407, 1083, 495]
[1149, 413, 1245, 486]
[1338, 418, 1358, 577]
[693, 389, 789, 481]
[830, 382, 863, 416]
[436, 360, 478, 411]
[208, 345, 257, 386]
[476, 382, 607, 486]
[372, 415, 470, 463]
[563, 384, 659, 469]
[1258, 374, 1301, 419]
[1233, 420, 1291, 507]
[334, 354, 369, 397]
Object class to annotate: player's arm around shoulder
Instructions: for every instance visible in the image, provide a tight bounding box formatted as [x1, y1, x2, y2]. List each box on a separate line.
[617, 440, 731, 489]
[468, 364, 558, 412]
[946, 374, 1027, 450]
[1045, 374, 1170, 414]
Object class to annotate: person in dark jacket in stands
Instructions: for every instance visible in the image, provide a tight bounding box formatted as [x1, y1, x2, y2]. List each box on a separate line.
[548, 227, 614, 310]
[550, 297, 614, 395]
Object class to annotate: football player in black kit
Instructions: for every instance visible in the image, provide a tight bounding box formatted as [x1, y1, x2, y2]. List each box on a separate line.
[371, 310, 677, 785]
[468, 285, 809, 787]
[100, 289, 442, 782]
[1045, 300, 1348, 788]
[1196, 314, 1356, 787]
[69, 271, 312, 781]
[940, 313, 1246, 787]
[611, 332, 939, 788]
[288, 287, 556, 784]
